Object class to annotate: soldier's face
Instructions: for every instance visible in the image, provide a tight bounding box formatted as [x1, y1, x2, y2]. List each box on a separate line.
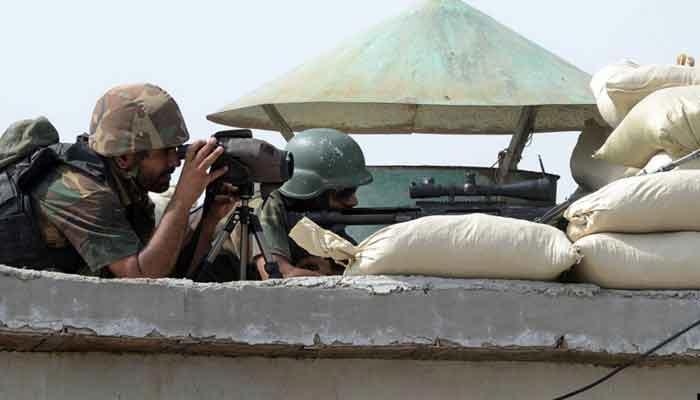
[137, 147, 181, 193]
[328, 187, 358, 209]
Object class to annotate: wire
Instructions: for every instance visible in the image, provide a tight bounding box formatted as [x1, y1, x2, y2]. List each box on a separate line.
[552, 317, 700, 400]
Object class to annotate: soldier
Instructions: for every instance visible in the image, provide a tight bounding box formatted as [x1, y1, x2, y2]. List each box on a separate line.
[22, 83, 237, 278]
[253, 128, 373, 279]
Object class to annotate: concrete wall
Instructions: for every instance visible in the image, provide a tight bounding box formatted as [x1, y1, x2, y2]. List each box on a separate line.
[2, 353, 700, 400]
[3, 265, 700, 363]
[4, 265, 700, 398]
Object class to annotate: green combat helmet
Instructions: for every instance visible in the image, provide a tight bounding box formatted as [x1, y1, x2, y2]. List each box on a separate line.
[88, 83, 190, 157]
[279, 128, 373, 199]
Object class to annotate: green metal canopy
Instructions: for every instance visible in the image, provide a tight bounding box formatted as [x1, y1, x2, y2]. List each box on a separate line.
[208, 0, 597, 136]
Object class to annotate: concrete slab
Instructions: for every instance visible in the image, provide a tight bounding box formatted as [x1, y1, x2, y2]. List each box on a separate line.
[3, 353, 700, 400]
[2, 265, 700, 364]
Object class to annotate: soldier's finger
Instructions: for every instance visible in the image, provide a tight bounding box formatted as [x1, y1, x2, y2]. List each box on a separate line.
[198, 145, 224, 170]
[185, 140, 206, 162]
[193, 138, 218, 166]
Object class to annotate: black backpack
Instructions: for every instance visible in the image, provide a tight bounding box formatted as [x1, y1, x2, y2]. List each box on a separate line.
[0, 117, 105, 270]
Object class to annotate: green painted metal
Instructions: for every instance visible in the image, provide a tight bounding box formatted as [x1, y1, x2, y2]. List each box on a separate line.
[347, 165, 559, 241]
[209, 0, 598, 135]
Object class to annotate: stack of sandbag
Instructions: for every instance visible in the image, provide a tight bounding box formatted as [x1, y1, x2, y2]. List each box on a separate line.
[589, 56, 700, 169]
[570, 56, 700, 194]
[568, 119, 682, 192]
[570, 119, 638, 191]
[565, 170, 700, 289]
[589, 59, 640, 128]
[592, 57, 700, 129]
[290, 214, 579, 280]
[594, 85, 700, 167]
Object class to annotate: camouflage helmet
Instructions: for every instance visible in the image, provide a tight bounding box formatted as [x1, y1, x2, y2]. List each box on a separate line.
[88, 83, 189, 156]
[279, 128, 373, 200]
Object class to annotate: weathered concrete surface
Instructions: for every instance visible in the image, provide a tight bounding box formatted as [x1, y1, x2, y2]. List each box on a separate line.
[2, 265, 700, 364]
[2, 353, 700, 400]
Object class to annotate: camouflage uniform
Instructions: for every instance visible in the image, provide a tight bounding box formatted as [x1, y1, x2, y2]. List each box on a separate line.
[88, 83, 189, 156]
[30, 83, 189, 276]
[256, 190, 314, 264]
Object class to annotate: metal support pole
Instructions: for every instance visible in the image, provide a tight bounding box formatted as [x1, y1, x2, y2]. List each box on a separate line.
[262, 104, 295, 142]
[496, 106, 536, 183]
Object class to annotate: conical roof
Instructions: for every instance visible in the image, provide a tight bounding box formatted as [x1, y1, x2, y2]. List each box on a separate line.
[208, 0, 597, 135]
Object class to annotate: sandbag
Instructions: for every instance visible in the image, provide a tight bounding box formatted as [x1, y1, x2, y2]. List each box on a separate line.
[570, 119, 638, 191]
[590, 60, 639, 128]
[149, 187, 176, 225]
[637, 151, 700, 173]
[606, 64, 700, 123]
[290, 214, 579, 280]
[594, 85, 700, 168]
[573, 232, 700, 289]
[565, 170, 700, 241]
[149, 187, 202, 231]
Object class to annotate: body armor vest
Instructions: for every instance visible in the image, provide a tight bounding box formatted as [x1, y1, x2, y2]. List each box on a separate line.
[0, 137, 150, 273]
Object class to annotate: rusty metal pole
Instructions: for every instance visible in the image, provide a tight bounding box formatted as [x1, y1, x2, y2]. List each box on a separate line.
[496, 106, 536, 183]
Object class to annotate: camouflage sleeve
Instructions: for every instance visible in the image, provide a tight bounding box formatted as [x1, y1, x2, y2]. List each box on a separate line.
[31, 165, 143, 272]
[253, 192, 292, 261]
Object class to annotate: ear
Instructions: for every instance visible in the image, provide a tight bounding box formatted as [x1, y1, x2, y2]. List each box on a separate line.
[114, 154, 135, 170]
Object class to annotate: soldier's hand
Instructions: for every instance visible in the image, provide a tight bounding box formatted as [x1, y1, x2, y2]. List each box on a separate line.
[173, 138, 227, 208]
[204, 183, 240, 223]
[297, 256, 334, 275]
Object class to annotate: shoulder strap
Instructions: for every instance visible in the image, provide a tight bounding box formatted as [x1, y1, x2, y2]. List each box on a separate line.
[50, 135, 106, 180]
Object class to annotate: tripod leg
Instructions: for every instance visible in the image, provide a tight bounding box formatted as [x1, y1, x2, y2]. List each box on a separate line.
[249, 214, 282, 279]
[205, 212, 239, 266]
[239, 222, 248, 281]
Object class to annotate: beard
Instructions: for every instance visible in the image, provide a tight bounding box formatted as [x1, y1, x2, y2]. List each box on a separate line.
[138, 167, 175, 193]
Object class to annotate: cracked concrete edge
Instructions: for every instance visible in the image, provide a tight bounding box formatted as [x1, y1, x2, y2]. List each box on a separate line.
[2, 328, 700, 367]
[5, 264, 700, 299]
[3, 265, 700, 363]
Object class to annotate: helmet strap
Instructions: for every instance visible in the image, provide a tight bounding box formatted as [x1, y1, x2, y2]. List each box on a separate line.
[125, 164, 141, 180]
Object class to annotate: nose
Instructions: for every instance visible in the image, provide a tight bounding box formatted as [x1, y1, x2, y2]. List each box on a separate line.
[344, 193, 358, 208]
[168, 147, 181, 168]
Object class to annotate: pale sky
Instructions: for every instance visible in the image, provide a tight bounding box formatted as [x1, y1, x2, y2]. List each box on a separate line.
[1, 0, 694, 199]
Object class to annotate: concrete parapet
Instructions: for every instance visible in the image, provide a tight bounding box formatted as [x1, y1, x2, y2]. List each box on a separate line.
[2, 265, 700, 364]
[3, 354, 700, 400]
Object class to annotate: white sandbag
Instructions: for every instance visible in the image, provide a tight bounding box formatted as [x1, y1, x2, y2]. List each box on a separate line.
[149, 187, 176, 225]
[565, 170, 700, 241]
[593, 85, 700, 168]
[637, 151, 700, 173]
[606, 64, 700, 122]
[590, 60, 639, 128]
[149, 187, 201, 230]
[570, 119, 638, 191]
[638, 151, 673, 174]
[290, 214, 579, 280]
[574, 232, 700, 289]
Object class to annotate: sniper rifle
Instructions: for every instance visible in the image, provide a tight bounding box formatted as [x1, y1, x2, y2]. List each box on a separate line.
[288, 175, 556, 231]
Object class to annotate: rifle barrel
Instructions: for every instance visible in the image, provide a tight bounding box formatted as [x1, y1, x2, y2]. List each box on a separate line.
[291, 205, 552, 228]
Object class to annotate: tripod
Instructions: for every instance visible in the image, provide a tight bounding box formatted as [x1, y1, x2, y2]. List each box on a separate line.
[204, 183, 282, 280]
